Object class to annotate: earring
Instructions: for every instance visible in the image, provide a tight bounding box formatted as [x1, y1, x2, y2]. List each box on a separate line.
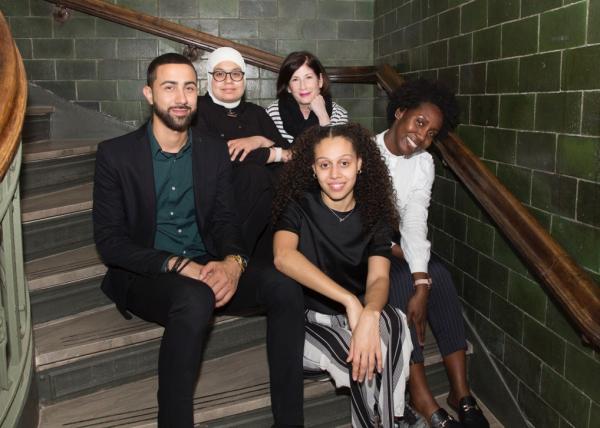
[312, 172, 316, 179]
[357, 169, 362, 175]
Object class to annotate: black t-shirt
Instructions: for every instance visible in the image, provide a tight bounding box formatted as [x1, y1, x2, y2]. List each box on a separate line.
[276, 191, 392, 314]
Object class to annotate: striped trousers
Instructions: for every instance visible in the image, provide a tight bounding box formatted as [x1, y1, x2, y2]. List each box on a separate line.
[303, 305, 413, 428]
[388, 254, 467, 363]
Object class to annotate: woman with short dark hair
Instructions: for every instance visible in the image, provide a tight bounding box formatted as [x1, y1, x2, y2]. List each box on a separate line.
[376, 78, 489, 428]
[267, 51, 348, 145]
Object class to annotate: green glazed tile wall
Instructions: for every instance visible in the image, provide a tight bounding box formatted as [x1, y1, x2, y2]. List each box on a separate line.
[374, 0, 600, 427]
[2, 0, 376, 127]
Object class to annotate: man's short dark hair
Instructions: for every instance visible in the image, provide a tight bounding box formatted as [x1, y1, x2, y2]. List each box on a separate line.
[147, 53, 197, 86]
[386, 78, 460, 139]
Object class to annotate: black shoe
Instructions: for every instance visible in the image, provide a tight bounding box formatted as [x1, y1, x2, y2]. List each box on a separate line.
[449, 396, 489, 428]
[394, 404, 427, 427]
[430, 408, 463, 428]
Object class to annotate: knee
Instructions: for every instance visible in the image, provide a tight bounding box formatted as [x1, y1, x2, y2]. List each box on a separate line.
[260, 270, 304, 313]
[169, 279, 215, 329]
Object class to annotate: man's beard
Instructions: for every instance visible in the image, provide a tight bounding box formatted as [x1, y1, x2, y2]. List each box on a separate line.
[153, 104, 196, 132]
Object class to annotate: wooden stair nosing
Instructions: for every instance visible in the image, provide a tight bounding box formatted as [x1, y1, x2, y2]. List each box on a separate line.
[23, 138, 99, 162]
[26, 244, 104, 292]
[26, 105, 55, 116]
[21, 182, 93, 223]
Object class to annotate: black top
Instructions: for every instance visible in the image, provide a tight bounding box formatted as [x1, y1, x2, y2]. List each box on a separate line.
[275, 191, 392, 314]
[193, 94, 290, 165]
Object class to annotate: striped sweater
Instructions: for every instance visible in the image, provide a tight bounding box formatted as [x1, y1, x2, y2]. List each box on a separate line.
[265, 100, 349, 144]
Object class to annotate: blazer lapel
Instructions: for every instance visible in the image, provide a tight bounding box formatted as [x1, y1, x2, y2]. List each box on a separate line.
[133, 128, 158, 241]
[192, 133, 208, 232]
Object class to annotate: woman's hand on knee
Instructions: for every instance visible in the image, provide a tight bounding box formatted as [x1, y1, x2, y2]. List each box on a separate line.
[347, 308, 383, 382]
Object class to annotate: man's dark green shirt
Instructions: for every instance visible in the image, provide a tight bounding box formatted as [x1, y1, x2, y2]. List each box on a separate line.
[148, 123, 207, 259]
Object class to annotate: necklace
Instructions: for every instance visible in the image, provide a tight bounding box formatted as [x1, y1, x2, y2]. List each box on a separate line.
[326, 204, 355, 223]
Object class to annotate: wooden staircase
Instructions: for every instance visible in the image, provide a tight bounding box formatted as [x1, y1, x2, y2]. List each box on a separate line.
[22, 85, 501, 427]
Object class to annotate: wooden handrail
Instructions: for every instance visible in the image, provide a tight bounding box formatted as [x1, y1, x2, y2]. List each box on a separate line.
[45, 0, 377, 83]
[374, 64, 600, 347]
[0, 11, 27, 180]
[43, 0, 600, 347]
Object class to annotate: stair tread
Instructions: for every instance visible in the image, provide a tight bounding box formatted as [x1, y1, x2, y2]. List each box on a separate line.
[34, 305, 255, 370]
[21, 181, 92, 222]
[23, 138, 99, 162]
[34, 295, 467, 371]
[26, 244, 104, 292]
[26, 105, 55, 116]
[39, 344, 334, 428]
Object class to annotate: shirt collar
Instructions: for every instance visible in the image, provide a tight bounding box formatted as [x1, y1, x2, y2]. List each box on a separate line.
[147, 121, 192, 159]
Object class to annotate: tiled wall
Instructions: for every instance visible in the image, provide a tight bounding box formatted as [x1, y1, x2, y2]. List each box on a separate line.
[373, 0, 599, 427]
[2, 0, 376, 127]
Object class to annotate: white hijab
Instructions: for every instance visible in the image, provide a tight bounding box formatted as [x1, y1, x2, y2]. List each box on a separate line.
[206, 47, 246, 109]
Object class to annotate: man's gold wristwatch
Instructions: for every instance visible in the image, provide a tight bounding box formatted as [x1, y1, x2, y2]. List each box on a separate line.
[227, 254, 248, 273]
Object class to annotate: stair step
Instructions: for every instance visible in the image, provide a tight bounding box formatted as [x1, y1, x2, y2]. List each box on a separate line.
[34, 305, 267, 402]
[205, 389, 350, 427]
[23, 210, 93, 262]
[34, 305, 162, 370]
[23, 105, 55, 143]
[27, 244, 108, 324]
[39, 345, 334, 428]
[22, 182, 92, 222]
[23, 138, 99, 162]
[27, 244, 104, 292]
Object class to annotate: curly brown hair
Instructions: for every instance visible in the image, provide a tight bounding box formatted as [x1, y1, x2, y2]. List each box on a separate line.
[273, 123, 399, 233]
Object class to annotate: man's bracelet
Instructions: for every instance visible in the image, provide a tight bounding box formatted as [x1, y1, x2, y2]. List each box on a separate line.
[169, 256, 185, 273]
[177, 257, 192, 273]
[227, 254, 247, 273]
[413, 278, 432, 290]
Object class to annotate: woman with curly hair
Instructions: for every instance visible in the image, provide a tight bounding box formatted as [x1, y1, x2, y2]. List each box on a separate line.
[272, 123, 413, 427]
[375, 79, 489, 428]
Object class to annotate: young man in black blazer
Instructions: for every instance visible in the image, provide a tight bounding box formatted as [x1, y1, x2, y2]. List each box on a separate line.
[93, 53, 305, 427]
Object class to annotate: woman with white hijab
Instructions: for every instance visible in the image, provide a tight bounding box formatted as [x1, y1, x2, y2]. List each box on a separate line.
[193, 47, 290, 257]
[194, 46, 291, 164]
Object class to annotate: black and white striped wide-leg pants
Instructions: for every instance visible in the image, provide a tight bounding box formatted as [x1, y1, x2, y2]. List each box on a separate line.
[303, 305, 413, 428]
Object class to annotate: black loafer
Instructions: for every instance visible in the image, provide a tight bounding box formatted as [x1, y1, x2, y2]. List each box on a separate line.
[450, 396, 489, 428]
[430, 408, 463, 428]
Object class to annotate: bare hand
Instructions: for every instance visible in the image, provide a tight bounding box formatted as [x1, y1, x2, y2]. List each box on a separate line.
[346, 309, 383, 382]
[227, 136, 273, 161]
[309, 95, 330, 125]
[197, 258, 242, 307]
[407, 288, 428, 346]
